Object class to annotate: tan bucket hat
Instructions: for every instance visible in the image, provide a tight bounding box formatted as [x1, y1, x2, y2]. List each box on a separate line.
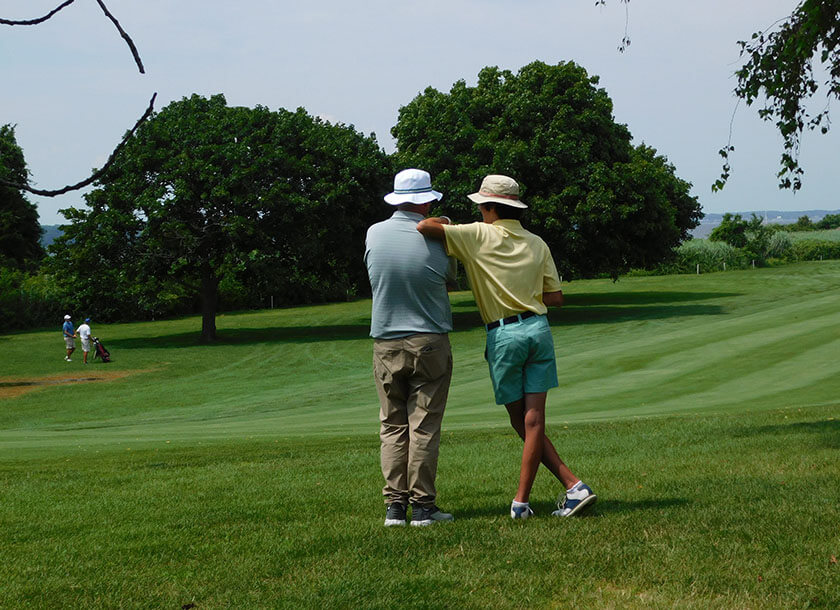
[467, 174, 527, 209]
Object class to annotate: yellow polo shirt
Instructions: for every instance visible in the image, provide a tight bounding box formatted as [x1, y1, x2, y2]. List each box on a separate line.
[443, 220, 562, 324]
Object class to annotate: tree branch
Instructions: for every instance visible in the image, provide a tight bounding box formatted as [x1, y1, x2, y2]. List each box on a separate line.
[0, 0, 77, 26]
[1, 0, 145, 73]
[0, 93, 157, 197]
[94, 0, 145, 74]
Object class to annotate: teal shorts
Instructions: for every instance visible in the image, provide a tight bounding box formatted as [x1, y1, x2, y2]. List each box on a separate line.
[484, 314, 559, 405]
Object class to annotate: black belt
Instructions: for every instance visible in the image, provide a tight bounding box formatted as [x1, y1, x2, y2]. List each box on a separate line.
[485, 310, 536, 331]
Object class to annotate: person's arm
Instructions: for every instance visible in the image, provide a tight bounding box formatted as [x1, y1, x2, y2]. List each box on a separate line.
[543, 290, 564, 308]
[416, 216, 450, 241]
[445, 256, 458, 291]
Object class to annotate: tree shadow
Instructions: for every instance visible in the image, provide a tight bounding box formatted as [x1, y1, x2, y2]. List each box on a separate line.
[565, 291, 740, 306]
[451, 290, 737, 331]
[548, 304, 726, 327]
[107, 323, 373, 349]
[731, 419, 840, 448]
[106, 290, 739, 348]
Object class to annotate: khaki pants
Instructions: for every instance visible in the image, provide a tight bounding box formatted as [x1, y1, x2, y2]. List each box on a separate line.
[373, 333, 452, 507]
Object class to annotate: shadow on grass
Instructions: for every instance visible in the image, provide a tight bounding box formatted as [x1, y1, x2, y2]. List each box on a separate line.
[106, 290, 736, 349]
[565, 291, 740, 306]
[456, 497, 690, 520]
[548, 304, 726, 327]
[449, 290, 734, 331]
[107, 324, 373, 349]
[732, 418, 840, 448]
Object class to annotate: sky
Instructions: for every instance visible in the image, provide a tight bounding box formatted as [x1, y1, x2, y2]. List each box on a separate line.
[2, 0, 838, 225]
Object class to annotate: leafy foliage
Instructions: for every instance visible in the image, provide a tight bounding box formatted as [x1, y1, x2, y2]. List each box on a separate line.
[0, 125, 44, 270]
[709, 213, 774, 262]
[790, 238, 840, 261]
[717, 1, 840, 191]
[816, 213, 840, 229]
[766, 230, 794, 259]
[653, 229, 840, 278]
[785, 212, 840, 232]
[392, 61, 701, 279]
[788, 215, 816, 232]
[671, 239, 747, 273]
[50, 94, 391, 340]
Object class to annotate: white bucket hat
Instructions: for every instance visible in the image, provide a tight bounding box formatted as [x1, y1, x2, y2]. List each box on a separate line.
[384, 168, 443, 205]
[64, 314, 71, 320]
[467, 174, 528, 209]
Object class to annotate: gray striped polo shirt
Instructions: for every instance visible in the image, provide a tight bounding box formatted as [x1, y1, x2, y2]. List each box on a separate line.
[365, 210, 455, 339]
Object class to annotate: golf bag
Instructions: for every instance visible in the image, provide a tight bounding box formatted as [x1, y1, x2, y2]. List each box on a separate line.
[92, 336, 111, 363]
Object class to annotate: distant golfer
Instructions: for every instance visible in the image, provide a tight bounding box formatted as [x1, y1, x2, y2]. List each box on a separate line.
[365, 168, 457, 527]
[418, 174, 597, 519]
[76, 318, 92, 365]
[62, 314, 76, 362]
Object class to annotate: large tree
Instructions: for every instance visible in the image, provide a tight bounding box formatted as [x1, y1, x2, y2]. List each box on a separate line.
[392, 61, 701, 279]
[52, 94, 391, 341]
[0, 125, 44, 270]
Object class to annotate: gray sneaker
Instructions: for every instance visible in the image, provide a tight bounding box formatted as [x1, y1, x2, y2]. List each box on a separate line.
[510, 501, 534, 520]
[384, 502, 407, 527]
[552, 483, 597, 517]
[410, 505, 454, 527]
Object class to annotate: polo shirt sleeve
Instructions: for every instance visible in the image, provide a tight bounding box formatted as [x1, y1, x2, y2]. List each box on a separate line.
[442, 222, 483, 262]
[542, 247, 563, 293]
[445, 256, 458, 283]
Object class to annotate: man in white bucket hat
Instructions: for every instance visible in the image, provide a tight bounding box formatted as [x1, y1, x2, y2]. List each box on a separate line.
[418, 174, 597, 521]
[365, 168, 457, 527]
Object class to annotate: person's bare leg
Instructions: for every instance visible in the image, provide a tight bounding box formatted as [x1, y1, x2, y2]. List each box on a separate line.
[506, 395, 579, 491]
[511, 392, 545, 502]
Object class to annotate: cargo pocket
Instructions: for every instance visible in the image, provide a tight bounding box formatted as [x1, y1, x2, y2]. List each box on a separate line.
[414, 341, 451, 381]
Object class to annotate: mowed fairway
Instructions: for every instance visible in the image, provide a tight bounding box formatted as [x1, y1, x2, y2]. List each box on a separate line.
[1, 262, 838, 607]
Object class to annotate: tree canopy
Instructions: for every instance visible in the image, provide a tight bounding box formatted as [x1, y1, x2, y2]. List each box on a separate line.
[0, 125, 44, 270]
[392, 61, 702, 279]
[51, 94, 391, 341]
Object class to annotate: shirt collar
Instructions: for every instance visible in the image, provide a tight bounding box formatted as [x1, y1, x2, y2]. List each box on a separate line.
[392, 210, 425, 222]
[493, 219, 523, 229]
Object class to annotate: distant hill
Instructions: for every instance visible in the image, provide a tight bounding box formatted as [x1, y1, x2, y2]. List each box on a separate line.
[690, 209, 840, 238]
[40, 225, 64, 249]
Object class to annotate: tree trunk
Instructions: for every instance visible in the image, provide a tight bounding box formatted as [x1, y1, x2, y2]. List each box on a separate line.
[200, 265, 218, 343]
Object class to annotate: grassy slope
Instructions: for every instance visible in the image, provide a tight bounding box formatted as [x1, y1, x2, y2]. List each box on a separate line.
[1, 262, 839, 607]
[2, 261, 839, 448]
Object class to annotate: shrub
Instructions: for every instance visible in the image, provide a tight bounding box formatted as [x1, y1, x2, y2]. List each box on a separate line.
[790, 239, 840, 261]
[0, 267, 64, 332]
[672, 239, 748, 273]
[767, 231, 793, 259]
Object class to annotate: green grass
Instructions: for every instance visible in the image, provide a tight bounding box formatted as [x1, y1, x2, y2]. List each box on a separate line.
[2, 261, 839, 607]
[789, 229, 840, 242]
